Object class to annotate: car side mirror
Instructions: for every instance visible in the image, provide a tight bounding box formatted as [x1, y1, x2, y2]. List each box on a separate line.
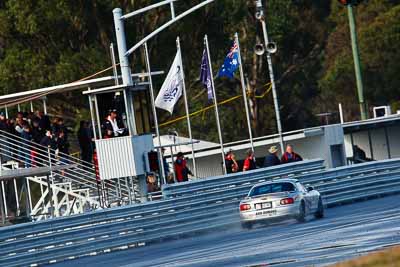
[307, 186, 314, 192]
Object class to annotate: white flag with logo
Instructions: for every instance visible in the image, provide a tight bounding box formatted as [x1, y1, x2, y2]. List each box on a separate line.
[155, 52, 183, 114]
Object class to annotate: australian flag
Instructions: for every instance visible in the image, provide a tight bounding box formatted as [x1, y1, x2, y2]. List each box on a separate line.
[200, 49, 214, 100]
[217, 40, 239, 79]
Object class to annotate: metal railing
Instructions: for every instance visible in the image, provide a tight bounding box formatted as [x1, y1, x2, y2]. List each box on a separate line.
[0, 159, 399, 266]
[162, 159, 325, 198]
[0, 130, 135, 221]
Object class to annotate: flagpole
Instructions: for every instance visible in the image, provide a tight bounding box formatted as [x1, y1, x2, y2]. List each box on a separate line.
[176, 37, 198, 178]
[144, 42, 166, 185]
[204, 35, 226, 175]
[235, 32, 255, 153]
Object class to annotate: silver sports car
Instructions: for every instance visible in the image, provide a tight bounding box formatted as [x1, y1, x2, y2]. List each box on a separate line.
[239, 178, 324, 229]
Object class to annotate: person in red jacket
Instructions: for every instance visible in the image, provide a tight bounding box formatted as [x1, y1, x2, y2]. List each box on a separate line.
[225, 149, 239, 174]
[281, 144, 303, 164]
[243, 149, 257, 171]
[174, 152, 193, 182]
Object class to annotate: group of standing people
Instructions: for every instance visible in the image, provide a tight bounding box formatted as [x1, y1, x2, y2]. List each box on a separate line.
[0, 110, 96, 168]
[225, 144, 303, 173]
[263, 144, 303, 167]
[147, 151, 192, 192]
[0, 110, 70, 167]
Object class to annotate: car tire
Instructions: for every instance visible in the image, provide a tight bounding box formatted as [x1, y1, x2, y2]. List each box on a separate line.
[296, 201, 306, 223]
[241, 222, 253, 230]
[314, 197, 324, 219]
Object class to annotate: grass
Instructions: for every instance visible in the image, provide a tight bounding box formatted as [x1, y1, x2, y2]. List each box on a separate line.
[331, 246, 400, 267]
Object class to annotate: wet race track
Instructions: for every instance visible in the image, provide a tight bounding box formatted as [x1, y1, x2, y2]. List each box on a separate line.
[55, 195, 400, 267]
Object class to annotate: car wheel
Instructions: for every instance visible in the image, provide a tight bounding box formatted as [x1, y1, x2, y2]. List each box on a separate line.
[314, 197, 324, 219]
[241, 222, 253, 230]
[296, 201, 306, 223]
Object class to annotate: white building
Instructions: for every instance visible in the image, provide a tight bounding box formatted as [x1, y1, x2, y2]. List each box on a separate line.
[171, 115, 400, 178]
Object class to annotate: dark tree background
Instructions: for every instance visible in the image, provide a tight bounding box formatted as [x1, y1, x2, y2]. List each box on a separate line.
[0, 0, 399, 144]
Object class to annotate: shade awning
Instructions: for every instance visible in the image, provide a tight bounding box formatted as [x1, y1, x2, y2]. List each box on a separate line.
[0, 71, 164, 108]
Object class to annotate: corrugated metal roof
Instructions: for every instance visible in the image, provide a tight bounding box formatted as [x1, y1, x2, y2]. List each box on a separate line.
[342, 114, 400, 131]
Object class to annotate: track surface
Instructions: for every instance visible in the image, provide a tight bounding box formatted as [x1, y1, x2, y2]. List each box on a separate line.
[55, 195, 400, 267]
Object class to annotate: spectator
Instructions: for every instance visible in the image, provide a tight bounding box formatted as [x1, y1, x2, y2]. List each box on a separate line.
[15, 117, 24, 136]
[31, 118, 45, 167]
[353, 145, 372, 163]
[7, 118, 17, 136]
[56, 118, 68, 141]
[40, 130, 57, 164]
[147, 173, 160, 193]
[57, 130, 69, 163]
[102, 109, 125, 138]
[35, 110, 51, 131]
[21, 124, 32, 167]
[174, 152, 193, 182]
[281, 144, 303, 164]
[7, 118, 18, 160]
[0, 112, 7, 132]
[14, 118, 25, 163]
[31, 119, 45, 144]
[243, 149, 257, 171]
[263, 145, 281, 167]
[40, 130, 56, 148]
[51, 117, 60, 137]
[16, 112, 24, 122]
[225, 149, 239, 174]
[0, 112, 11, 163]
[77, 120, 93, 165]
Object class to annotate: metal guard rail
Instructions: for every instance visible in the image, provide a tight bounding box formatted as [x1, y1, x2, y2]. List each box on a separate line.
[162, 159, 325, 197]
[1, 159, 400, 266]
[0, 159, 323, 242]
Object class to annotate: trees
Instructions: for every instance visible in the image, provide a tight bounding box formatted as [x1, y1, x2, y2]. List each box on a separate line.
[319, 0, 400, 121]
[0, 0, 399, 143]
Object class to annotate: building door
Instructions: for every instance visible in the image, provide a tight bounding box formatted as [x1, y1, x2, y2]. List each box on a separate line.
[330, 144, 345, 168]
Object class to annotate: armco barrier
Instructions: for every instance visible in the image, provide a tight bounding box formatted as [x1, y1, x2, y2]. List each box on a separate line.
[0, 159, 323, 243]
[1, 159, 400, 266]
[162, 159, 325, 197]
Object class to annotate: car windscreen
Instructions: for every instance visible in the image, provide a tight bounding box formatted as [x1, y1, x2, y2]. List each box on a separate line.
[249, 182, 295, 197]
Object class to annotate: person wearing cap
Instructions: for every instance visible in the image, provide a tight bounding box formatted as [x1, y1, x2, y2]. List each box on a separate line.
[174, 152, 193, 182]
[263, 145, 281, 168]
[225, 149, 239, 174]
[103, 109, 124, 138]
[243, 149, 257, 171]
[281, 144, 303, 164]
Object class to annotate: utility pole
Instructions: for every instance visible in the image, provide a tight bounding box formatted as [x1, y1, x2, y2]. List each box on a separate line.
[254, 0, 284, 154]
[113, 8, 137, 135]
[347, 4, 367, 120]
[337, 0, 367, 120]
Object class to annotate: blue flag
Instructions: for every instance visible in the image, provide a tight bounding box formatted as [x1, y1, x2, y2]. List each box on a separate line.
[217, 40, 239, 79]
[200, 49, 214, 100]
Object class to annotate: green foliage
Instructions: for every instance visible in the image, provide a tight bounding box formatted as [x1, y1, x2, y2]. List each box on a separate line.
[322, 0, 400, 120]
[0, 0, 399, 143]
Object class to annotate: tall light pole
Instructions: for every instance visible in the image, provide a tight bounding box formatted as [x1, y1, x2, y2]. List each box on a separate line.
[338, 0, 367, 120]
[254, 0, 284, 154]
[112, 1, 216, 136]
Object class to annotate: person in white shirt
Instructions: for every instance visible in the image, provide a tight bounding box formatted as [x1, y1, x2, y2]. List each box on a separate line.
[103, 109, 125, 138]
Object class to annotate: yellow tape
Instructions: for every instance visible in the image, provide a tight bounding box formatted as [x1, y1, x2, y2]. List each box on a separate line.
[159, 83, 272, 128]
